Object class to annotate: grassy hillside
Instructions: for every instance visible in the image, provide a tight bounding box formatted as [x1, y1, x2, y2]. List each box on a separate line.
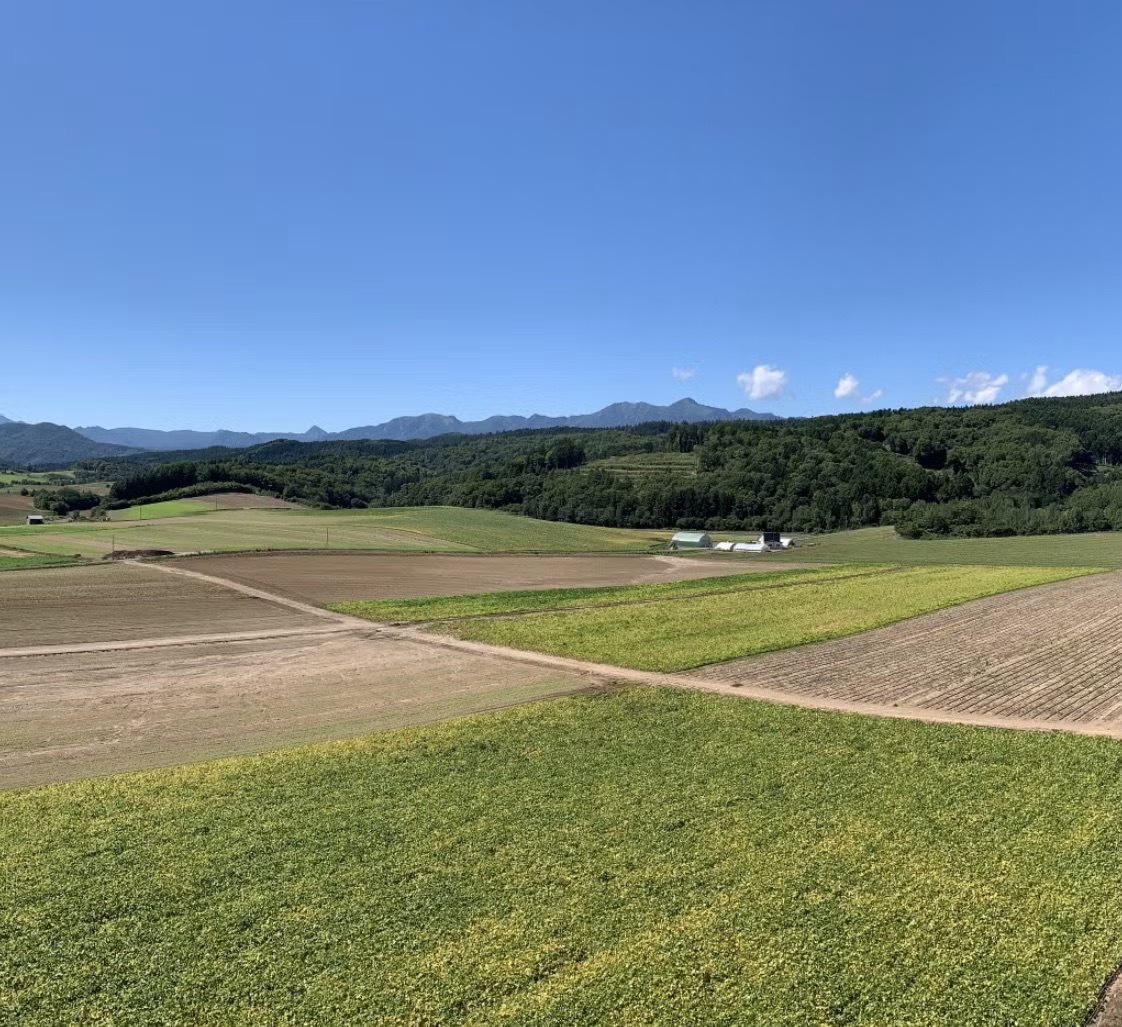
[722, 525, 1122, 568]
[0, 506, 662, 557]
[5, 689, 1122, 1025]
[432, 564, 1091, 671]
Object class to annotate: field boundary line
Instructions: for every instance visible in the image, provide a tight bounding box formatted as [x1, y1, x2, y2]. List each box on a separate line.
[413, 566, 902, 623]
[0, 624, 367, 660]
[125, 558, 1122, 741]
[382, 623, 1122, 739]
[133, 560, 376, 627]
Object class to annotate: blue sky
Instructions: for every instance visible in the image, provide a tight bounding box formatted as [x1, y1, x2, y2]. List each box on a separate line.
[2, 1, 1120, 430]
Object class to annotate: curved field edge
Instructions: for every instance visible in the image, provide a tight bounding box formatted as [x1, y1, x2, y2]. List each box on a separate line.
[330, 563, 896, 623]
[3, 689, 1122, 1026]
[436, 564, 1097, 672]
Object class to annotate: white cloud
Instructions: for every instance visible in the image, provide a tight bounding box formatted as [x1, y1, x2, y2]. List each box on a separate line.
[834, 373, 859, 399]
[671, 366, 696, 381]
[1026, 366, 1049, 396]
[736, 365, 787, 401]
[939, 371, 1009, 405]
[863, 388, 884, 403]
[1025, 367, 1122, 398]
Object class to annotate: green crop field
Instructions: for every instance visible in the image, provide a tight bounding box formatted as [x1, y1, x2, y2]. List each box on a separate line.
[333, 564, 892, 623]
[0, 506, 663, 558]
[713, 524, 1122, 569]
[4, 689, 1122, 1026]
[107, 498, 213, 520]
[437, 564, 1092, 671]
[0, 554, 83, 572]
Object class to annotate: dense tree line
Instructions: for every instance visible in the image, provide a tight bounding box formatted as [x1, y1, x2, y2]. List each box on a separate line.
[75, 392, 1122, 537]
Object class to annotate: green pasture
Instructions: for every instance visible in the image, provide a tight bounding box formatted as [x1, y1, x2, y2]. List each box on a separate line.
[333, 563, 892, 623]
[4, 689, 1122, 1026]
[0, 506, 662, 557]
[0, 555, 84, 572]
[439, 564, 1092, 671]
[107, 498, 212, 520]
[714, 524, 1122, 568]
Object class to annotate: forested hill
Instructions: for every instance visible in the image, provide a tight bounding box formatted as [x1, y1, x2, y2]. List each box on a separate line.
[79, 392, 1122, 538]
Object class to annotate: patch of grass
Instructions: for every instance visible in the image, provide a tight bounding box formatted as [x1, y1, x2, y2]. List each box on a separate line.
[4, 688, 1122, 1025]
[0, 506, 662, 557]
[0, 554, 83, 572]
[107, 499, 212, 520]
[443, 564, 1093, 671]
[588, 451, 699, 479]
[722, 524, 1122, 568]
[334, 564, 893, 623]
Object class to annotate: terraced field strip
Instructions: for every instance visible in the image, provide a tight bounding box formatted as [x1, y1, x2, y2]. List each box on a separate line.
[437, 564, 1092, 672]
[179, 552, 775, 604]
[0, 562, 327, 648]
[694, 569, 1122, 727]
[339, 564, 897, 623]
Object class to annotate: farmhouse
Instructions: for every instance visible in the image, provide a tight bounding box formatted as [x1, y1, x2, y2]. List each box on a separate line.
[670, 531, 712, 550]
[26, 514, 45, 525]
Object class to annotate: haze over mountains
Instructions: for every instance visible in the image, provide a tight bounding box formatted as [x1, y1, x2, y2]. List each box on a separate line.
[0, 398, 777, 465]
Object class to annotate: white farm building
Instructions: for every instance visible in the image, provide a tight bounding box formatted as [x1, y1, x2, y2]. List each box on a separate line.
[670, 531, 712, 550]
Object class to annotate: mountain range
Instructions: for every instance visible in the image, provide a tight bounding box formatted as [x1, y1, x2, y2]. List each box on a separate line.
[0, 421, 138, 467]
[0, 398, 777, 466]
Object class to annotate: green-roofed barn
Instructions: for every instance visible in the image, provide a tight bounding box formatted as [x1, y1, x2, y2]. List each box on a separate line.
[670, 531, 712, 550]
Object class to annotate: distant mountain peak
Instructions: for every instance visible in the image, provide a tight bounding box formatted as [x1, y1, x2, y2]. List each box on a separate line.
[62, 399, 779, 452]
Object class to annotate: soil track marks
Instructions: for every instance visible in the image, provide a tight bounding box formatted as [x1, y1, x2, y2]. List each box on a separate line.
[0, 563, 324, 648]
[0, 631, 604, 791]
[177, 552, 789, 603]
[695, 570, 1122, 728]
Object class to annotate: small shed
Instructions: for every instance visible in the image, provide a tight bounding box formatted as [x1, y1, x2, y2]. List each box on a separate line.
[26, 514, 45, 525]
[713, 541, 736, 551]
[733, 541, 767, 552]
[670, 531, 712, 550]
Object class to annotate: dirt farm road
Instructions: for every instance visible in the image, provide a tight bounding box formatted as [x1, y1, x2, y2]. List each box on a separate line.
[5, 559, 1122, 791]
[147, 560, 1122, 741]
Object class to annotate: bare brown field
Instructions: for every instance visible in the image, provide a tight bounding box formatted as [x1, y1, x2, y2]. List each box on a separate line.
[0, 492, 34, 525]
[193, 492, 300, 509]
[0, 563, 324, 648]
[0, 631, 606, 790]
[178, 552, 788, 603]
[693, 570, 1122, 728]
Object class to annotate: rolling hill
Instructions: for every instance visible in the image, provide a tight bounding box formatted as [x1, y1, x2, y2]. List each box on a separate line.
[0, 422, 138, 467]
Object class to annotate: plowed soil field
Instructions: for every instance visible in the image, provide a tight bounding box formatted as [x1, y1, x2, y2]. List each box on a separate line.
[0, 563, 324, 648]
[0, 631, 604, 791]
[694, 570, 1122, 728]
[178, 552, 784, 603]
[0, 492, 34, 525]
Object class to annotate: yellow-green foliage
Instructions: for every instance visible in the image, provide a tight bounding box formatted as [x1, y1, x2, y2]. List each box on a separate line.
[0, 506, 661, 558]
[444, 564, 1093, 671]
[107, 499, 212, 520]
[333, 564, 891, 622]
[3, 689, 1122, 1025]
